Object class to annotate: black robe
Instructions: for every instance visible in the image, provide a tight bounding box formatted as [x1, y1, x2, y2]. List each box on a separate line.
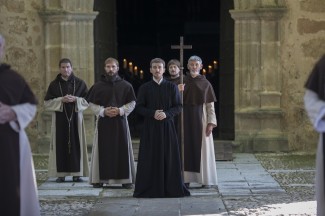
[86, 74, 136, 180]
[133, 79, 190, 198]
[305, 54, 325, 183]
[0, 64, 37, 216]
[165, 76, 182, 155]
[44, 73, 88, 172]
[183, 74, 217, 172]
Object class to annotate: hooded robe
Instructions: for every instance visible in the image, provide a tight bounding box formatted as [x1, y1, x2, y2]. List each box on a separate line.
[44, 73, 89, 178]
[86, 74, 136, 184]
[182, 74, 218, 186]
[0, 64, 40, 216]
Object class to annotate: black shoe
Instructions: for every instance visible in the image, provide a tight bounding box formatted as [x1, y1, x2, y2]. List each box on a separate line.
[93, 183, 103, 188]
[56, 177, 65, 183]
[122, 183, 134, 189]
[73, 176, 83, 182]
[184, 183, 190, 188]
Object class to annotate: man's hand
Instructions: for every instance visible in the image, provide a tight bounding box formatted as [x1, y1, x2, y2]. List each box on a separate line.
[154, 110, 166, 120]
[205, 123, 216, 136]
[105, 106, 120, 117]
[0, 102, 17, 124]
[62, 94, 76, 103]
[177, 84, 185, 92]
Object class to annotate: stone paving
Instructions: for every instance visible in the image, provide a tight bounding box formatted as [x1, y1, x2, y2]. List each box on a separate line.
[37, 153, 317, 215]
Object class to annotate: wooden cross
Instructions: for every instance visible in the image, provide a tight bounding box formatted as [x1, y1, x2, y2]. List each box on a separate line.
[171, 36, 192, 86]
[171, 36, 192, 178]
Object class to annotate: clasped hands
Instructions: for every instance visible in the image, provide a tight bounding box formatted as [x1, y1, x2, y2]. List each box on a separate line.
[154, 110, 166, 120]
[0, 102, 17, 124]
[104, 106, 120, 117]
[62, 94, 76, 103]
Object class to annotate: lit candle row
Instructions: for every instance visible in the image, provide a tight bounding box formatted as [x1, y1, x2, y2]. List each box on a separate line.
[123, 58, 144, 79]
[202, 60, 218, 75]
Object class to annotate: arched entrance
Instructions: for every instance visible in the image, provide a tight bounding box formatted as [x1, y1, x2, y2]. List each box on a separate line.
[93, 0, 234, 140]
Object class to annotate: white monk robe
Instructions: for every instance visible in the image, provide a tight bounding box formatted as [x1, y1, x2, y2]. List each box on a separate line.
[304, 89, 325, 216]
[184, 102, 218, 186]
[88, 101, 136, 184]
[10, 103, 40, 216]
[44, 97, 89, 178]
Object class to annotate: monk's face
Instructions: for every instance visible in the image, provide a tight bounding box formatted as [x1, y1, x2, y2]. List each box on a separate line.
[104, 61, 119, 76]
[187, 60, 203, 75]
[168, 64, 180, 78]
[60, 62, 73, 79]
[150, 62, 165, 80]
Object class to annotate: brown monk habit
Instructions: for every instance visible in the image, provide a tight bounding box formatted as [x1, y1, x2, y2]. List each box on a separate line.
[44, 73, 88, 172]
[86, 74, 136, 180]
[0, 64, 37, 216]
[183, 73, 216, 172]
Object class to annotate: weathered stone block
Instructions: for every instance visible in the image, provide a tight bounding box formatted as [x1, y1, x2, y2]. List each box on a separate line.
[300, 0, 325, 13]
[297, 18, 325, 35]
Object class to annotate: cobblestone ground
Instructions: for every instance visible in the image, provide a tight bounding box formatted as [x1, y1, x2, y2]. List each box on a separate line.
[34, 153, 317, 216]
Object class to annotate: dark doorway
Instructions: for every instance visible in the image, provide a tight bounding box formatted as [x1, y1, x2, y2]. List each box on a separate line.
[93, 0, 234, 140]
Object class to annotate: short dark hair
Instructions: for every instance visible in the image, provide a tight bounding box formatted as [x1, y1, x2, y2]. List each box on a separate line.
[167, 59, 180, 69]
[104, 57, 119, 67]
[150, 58, 165, 67]
[59, 58, 72, 67]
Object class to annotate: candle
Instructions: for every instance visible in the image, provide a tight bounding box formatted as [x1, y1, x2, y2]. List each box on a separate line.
[123, 59, 127, 69]
[140, 70, 144, 79]
[202, 69, 206, 75]
[208, 65, 212, 73]
[129, 62, 133, 73]
[213, 60, 218, 69]
[134, 66, 138, 75]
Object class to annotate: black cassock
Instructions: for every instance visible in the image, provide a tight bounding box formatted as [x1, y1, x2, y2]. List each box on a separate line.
[133, 79, 190, 198]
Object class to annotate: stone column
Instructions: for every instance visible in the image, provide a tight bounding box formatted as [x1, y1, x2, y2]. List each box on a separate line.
[230, 0, 288, 152]
[38, 0, 98, 152]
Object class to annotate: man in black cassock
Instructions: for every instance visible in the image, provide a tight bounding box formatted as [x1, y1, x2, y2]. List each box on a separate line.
[0, 34, 40, 216]
[133, 58, 190, 198]
[44, 58, 89, 183]
[86, 57, 136, 189]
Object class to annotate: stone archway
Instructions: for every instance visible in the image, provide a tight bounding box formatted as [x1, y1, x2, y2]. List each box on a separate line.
[93, 0, 236, 141]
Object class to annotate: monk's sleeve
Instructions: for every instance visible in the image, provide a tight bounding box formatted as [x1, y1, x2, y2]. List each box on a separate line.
[44, 97, 63, 112]
[304, 89, 325, 132]
[75, 97, 89, 112]
[9, 103, 37, 132]
[206, 102, 217, 127]
[89, 102, 105, 117]
[120, 101, 135, 117]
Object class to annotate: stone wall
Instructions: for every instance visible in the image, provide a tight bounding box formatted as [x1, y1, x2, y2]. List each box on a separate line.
[280, 0, 325, 151]
[0, 0, 97, 152]
[230, 0, 325, 152]
[0, 0, 45, 151]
